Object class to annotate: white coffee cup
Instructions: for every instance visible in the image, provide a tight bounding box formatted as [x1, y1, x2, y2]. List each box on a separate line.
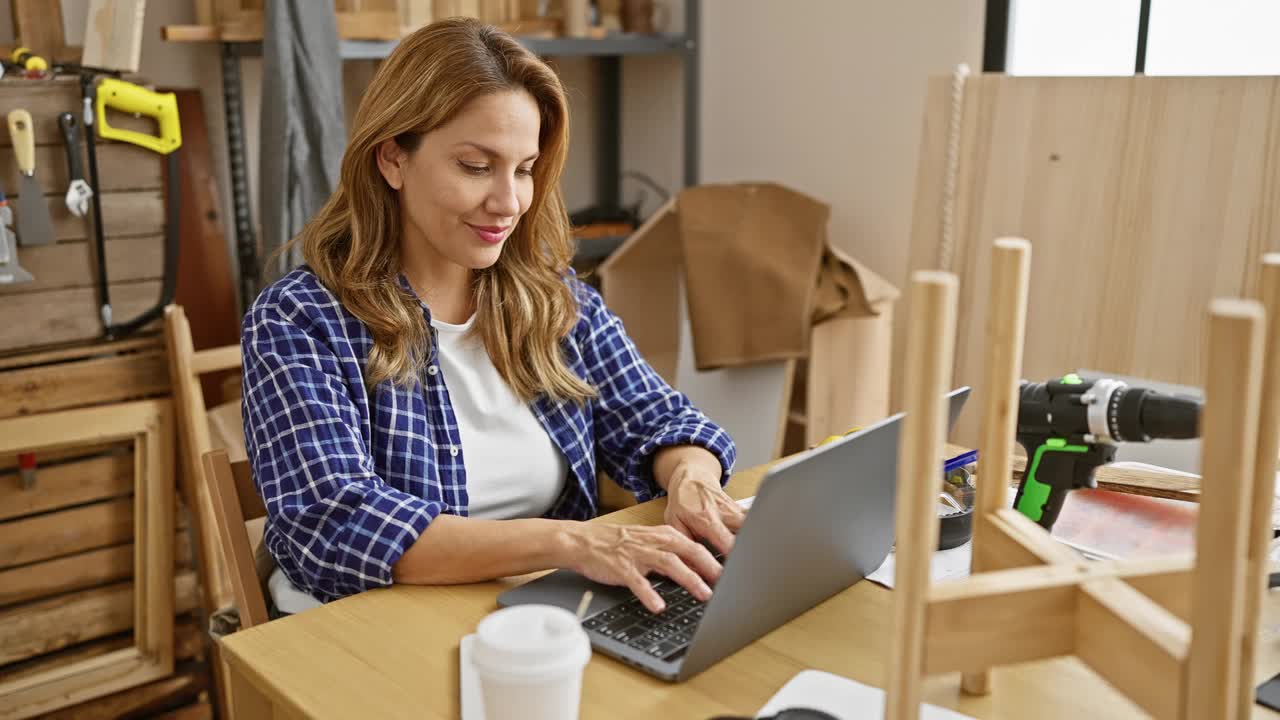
[471, 604, 592, 720]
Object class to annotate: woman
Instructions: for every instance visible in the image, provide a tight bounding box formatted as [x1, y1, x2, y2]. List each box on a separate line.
[242, 18, 744, 616]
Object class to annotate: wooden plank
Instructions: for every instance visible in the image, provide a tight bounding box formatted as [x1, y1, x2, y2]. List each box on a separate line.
[0, 497, 134, 569]
[0, 236, 165, 296]
[0, 280, 164, 353]
[885, 272, 957, 720]
[152, 701, 214, 720]
[170, 88, 240, 406]
[0, 532, 193, 606]
[1186, 300, 1265, 720]
[337, 11, 401, 39]
[11, 0, 73, 62]
[0, 349, 168, 419]
[924, 563, 1081, 674]
[0, 143, 161, 198]
[0, 335, 159, 370]
[985, 508, 1079, 566]
[0, 649, 163, 719]
[40, 663, 207, 720]
[965, 237, 1032, 695]
[160, 25, 221, 42]
[47, 190, 166, 242]
[1076, 578, 1188, 720]
[0, 571, 197, 666]
[136, 398, 177, 669]
[1112, 554, 1194, 623]
[805, 314, 891, 446]
[1240, 255, 1280, 719]
[0, 448, 132, 521]
[80, 0, 148, 73]
[191, 345, 241, 376]
[193, 0, 216, 25]
[0, 441, 123, 472]
[166, 306, 235, 614]
[1011, 453, 1201, 502]
[400, 0, 434, 34]
[0, 617, 203, 685]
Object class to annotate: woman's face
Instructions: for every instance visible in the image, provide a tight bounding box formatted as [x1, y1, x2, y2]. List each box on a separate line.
[377, 89, 541, 275]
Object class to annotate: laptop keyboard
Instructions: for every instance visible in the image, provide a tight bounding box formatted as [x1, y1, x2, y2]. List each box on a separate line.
[580, 578, 707, 662]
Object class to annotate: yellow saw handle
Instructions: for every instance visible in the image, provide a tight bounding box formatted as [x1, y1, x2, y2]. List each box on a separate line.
[95, 77, 182, 155]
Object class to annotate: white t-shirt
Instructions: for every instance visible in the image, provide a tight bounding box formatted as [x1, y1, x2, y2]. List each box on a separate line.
[429, 312, 568, 519]
[268, 312, 569, 614]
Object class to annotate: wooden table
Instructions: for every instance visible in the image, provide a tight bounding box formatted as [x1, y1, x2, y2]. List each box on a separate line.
[219, 463, 1280, 719]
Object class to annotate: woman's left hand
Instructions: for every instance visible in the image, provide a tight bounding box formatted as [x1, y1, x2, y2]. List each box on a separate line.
[662, 459, 746, 557]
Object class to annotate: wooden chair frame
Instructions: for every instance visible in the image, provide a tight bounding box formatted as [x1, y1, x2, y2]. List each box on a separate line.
[202, 449, 271, 630]
[886, 241, 1280, 720]
[164, 305, 246, 718]
[0, 400, 175, 719]
[164, 304, 243, 617]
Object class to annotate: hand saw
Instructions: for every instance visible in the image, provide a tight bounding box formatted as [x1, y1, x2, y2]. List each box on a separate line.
[86, 76, 182, 338]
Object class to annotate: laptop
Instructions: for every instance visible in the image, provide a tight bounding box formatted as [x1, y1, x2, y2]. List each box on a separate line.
[497, 387, 971, 682]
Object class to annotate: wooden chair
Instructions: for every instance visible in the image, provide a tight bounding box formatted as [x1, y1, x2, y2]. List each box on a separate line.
[885, 243, 1280, 720]
[201, 449, 271, 630]
[164, 305, 247, 716]
[164, 304, 245, 615]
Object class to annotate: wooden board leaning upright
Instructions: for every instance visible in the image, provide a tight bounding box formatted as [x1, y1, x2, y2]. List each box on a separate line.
[884, 238, 1280, 720]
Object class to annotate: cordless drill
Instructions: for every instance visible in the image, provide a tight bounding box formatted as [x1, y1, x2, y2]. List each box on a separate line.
[1013, 373, 1202, 530]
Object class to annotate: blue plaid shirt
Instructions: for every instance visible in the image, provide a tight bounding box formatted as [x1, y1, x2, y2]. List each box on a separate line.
[242, 267, 736, 603]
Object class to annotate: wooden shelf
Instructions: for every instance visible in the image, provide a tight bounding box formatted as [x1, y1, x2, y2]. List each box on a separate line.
[163, 22, 690, 60]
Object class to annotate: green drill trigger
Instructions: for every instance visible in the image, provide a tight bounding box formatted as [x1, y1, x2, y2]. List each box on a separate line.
[1016, 438, 1089, 523]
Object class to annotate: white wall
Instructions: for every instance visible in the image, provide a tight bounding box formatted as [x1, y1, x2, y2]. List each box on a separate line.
[700, 0, 984, 297]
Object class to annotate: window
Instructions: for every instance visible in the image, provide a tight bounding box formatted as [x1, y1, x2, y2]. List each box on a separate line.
[991, 0, 1280, 75]
[1144, 0, 1280, 75]
[1005, 0, 1141, 76]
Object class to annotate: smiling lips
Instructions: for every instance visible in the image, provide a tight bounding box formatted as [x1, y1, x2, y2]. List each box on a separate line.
[467, 223, 511, 245]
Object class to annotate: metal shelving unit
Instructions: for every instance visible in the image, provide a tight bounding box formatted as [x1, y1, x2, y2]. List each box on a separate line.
[222, 2, 701, 310]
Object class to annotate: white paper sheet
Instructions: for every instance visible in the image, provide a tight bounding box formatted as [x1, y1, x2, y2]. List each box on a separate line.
[758, 670, 976, 719]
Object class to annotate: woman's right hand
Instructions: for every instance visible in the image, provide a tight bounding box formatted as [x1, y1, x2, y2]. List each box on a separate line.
[563, 523, 723, 614]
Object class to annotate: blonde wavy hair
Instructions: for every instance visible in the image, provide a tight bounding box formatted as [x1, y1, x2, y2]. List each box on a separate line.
[295, 18, 594, 404]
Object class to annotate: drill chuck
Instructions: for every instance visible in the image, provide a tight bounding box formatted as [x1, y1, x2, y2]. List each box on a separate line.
[1019, 375, 1201, 445]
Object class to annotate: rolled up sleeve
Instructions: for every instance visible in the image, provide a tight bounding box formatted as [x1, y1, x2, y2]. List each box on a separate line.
[241, 296, 443, 602]
[574, 282, 737, 502]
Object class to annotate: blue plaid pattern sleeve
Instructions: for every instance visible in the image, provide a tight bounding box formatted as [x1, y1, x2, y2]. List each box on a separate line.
[241, 278, 443, 601]
[573, 282, 737, 501]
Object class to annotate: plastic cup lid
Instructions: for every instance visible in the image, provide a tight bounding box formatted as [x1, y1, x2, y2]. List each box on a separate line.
[472, 604, 591, 677]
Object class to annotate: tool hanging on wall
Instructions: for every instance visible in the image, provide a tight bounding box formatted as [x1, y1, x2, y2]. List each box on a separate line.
[57, 112, 92, 217]
[7, 109, 55, 247]
[81, 75, 182, 339]
[10, 47, 46, 72]
[0, 183, 33, 285]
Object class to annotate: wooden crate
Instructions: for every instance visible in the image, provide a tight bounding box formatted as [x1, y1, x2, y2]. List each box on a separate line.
[0, 337, 210, 720]
[0, 77, 168, 355]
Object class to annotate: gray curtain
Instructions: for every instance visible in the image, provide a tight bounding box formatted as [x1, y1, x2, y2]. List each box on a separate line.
[259, 0, 346, 281]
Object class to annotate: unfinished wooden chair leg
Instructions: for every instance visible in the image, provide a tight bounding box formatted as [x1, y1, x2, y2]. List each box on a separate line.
[962, 237, 1031, 696]
[885, 272, 959, 720]
[1238, 255, 1280, 719]
[1185, 299, 1266, 720]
